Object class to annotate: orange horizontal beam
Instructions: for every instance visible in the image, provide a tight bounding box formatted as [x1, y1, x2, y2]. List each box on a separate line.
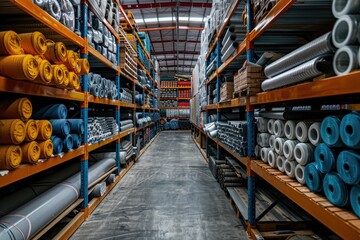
[138, 26, 203, 32]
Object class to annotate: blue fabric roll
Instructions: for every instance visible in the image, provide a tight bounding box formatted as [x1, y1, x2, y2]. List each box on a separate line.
[304, 162, 324, 192]
[337, 150, 360, 185]
[340, 112, 360, 149]
[51, 136, 63, 155]
[63, 134, 73, 152]
[350, 185, 360, 217]
[323, 172, 349, 207]
[33, 104, 68, 119]
[164, 122, 170, 130]
[50, 119, 71, 138]
[320, 116, 344, 147]
[71, 134, 81, 149]
[67, 119, 84, 135]
[314, 143, 337, 173]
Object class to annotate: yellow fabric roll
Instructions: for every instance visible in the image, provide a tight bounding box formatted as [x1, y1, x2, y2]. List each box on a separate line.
[78, 58, 90, 75]
[0, 119, 26, 144]
[35, 59, 53, 85]
[36, 120, 52, 140]
[59, 64, 70, 88]
[38, 139, 53, 159]
[18, 31, 47, 55]
[0, 31, 23, 55]
[21, 141, 40, 164]
[51, 64, 64, 86]
[65, 50, 77, 70]
[44, 41, 67, 64]
[0, 98, 32, 121]
[69, 72, 80, 90]
[0, 145, 22, 170]
[34, 55, 44, 64]
[0, 55, 39, 80]
[24, 119, 38, 142]
[73, 59, 81, 74]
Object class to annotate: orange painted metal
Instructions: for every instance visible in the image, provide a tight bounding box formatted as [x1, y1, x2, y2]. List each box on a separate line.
[218, 141, 248, 167]
[206, 104, 218, 110]
[103, 19, 120, 41]
[88, 134, 120, 152]
[0, 77, 85, 101]
[88, 95, 119, 106]
[88, 46, 118, 71]
[116, 0, 132, 28]
[11, 0, 85, 47]
[136, 122, 155, 132]
[159, 106, 190, 109]
[218, 39, 247, 74]
[0, 146, 85, 188]
[120, 128, 135, 139]
[218, 98, 247, 109]
[139, 26, 203, 32]
[119, 101, 136, 108]
[251, 160, 360, 239]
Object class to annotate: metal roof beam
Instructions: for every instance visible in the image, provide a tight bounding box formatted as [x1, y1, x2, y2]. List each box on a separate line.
[122, 2, 212, 9]
[152, 40, 200, 44]
[139, 26, 203, 32]
[152, 50, 200, 55]
[158, 58, 196, 61]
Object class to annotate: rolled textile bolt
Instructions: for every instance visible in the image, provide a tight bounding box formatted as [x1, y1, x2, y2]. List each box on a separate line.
[45, 0, 62, 21]
[62, 134, 73, 152]
[78, 58, 90, 75]
[0, 119, 26, 144]
[71, 134, 81, 149]
[33, 104, 68, 119]
[257, 117, 268, 133]
[36, 120, 52, 140]
[18, 31, 47, 55]
[284, 159, 296, 178]
[283, 140, 299, 160]
[261, 148, 271, 163]
[268, 150, 278, 168]
[35, 59, 53, 85]
[0, 31, 23, 55]
[21, 141, 41, 164]
[308, 122, 322, 146]
[67, 119, 84, 135]
[305, 162, 324, 192]
[68, 72, 80, 90]
[274, 137, 286, 155]
[337, 150, 360, 185]
[24, 120, 38, 142]
[65, 50, 77, 70]
[333, 46, 359, 76]
[277, 155, 286, 173]
[294, 143, 314, 166]
[274, 120, 285, 137]
[350, 185, 360, 218]
[284, 120, 296, 140]
[314, 143, 337, 174]
[295, 164, 306, 185]
[59, 64, 70, 88]
[340, 112, 360, 149]
[44, 41, 67, 64]
[0, 98, 32, 121]
[323, 172, 349, 207]
[91, 182, 107, 197]
[0, 145, 22, 170]
[38, 139, 54, 159]
[320, 116, 344, 147]
[267, 119, 275, 134]
[106, 174, 116, 184]
[50, 136, 63, 155]
[295, 121, 310, 142]
[332, 15, 360, 48]
[0, 55, 39, 80]
[51, 64, 64, 86]
[269, 135, 276, 149]
[50, 119, 71, 138]
[332, 0, 360, 18]
[258, 133, 270, 147]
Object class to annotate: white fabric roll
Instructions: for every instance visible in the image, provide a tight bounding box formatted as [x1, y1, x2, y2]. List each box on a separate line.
[274, 137, 286, 155]
[308, 122, 322, 146]
[295, 121, 311, 142]
[283, 140, 299, 160]
[295, 164, 306, 184]
[277, 155, 286, 172]
[257, 117, 268, 133]
[261, 148, 271, 163]
[267, 119, 275, 134]
[284, 159, 296, 178]
[294, 143, 314, 166]
[268, 150, 278, 168]
[269, 135, 276, 149]
[274, 120, 285, 137]
[258, 133, 270, 147]
[255, 145, 261, 158]
[285, 120, 297, 140]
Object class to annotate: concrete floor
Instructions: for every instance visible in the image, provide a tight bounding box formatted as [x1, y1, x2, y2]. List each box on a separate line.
[71, 131, 247, 240]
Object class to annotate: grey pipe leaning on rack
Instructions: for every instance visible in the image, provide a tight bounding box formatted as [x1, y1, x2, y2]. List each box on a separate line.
[0, 158, 116, 240]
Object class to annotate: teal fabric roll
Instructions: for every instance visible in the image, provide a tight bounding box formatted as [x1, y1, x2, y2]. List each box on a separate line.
[63, 134, 73, 152]
[320, 116, 344, 147]
[51, 136, 63, 155]
[337, 150, 360, 185]
[323, 173, 349, 207]
[350, 185, 360, 217]
[67, 119, 84, 135]
[33, 104, 68, 119]
[304, 162, 324, 192]
[71, 134, 81, 149]
[314, 143, 337, 173]
[340, 112, 360, 149]
[50, 119, 71, 138]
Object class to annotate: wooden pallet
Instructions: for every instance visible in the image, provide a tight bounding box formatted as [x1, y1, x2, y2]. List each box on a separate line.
[234, 87, 262, 97]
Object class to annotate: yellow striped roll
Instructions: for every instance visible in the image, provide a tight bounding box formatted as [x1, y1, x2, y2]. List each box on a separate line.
[36, 120, 52, 140]
[38, 139, 53, 159]
[18, 31, 47, 55]
[0, 145, 22, 170]
[0, 31, 23, 55]
[0, 119, 26, 144]
[24, 119, 38, 142]
[21, 141, 40, 164]
[0, 98, 32, 121]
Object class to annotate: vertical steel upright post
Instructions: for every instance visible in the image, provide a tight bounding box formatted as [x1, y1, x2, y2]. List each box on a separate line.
[246, 0, 256, 227]
[216, 41, 221, 160]
[115, 40, 121, 175]
[80, 1, 89, 209]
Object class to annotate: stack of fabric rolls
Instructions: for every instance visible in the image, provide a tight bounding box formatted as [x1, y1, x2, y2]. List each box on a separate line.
[88, 117, 118, 144]
[120, 140, 135, 164]
[135, 112, 152, 127]
[33, 104, 83, 155]
[120, 88, 133, 103]
[88, 72, 118, 100]
[120, 119, 134, 132]
[0, 30, 89, 90]
[0, 98, 54, 171]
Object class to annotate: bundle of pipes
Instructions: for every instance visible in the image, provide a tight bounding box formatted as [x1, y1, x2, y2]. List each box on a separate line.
[160, 89, 177, 98]
[217, 121, 247, 157]
[135, 91, 144, 105]
[0, 157, 116, 240]
[261, 32, 335, 91]
[0, 31, 87, 89]
[120, 119, 134, 132]
[331, 0, 360, 75]
[159, 100, 177, 108]
[135, 112, 152, 127]
[120, 88, 133, 103]
[88, 117, 118, 144]
[221, 25, 246, 62]
[87, 12, 117, 65]
[34, 0, 80, 31]
[88, 73, 118, 100]
[206, 54, 217, 77]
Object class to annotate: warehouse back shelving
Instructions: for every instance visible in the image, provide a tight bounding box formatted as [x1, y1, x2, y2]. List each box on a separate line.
[191, 0, 360, 239]
[0, 0, 159, 238]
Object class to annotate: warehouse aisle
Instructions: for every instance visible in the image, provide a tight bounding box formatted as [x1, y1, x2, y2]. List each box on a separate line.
[71, 131, 246, 240]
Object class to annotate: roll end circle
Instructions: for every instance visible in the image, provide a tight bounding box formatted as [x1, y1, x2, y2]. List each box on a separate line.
[333, 46, 359, 76]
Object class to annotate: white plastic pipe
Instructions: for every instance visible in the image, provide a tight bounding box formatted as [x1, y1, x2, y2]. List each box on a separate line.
[277, 155, 286, 172]
[91, 182, 107, 197]
[257, 117, 268, 133]
[261, 148, 271, 163]
[294, 143, 314, 166]
[333, 46, 359, 76]
[295, 121, 311, 142]
[274, 120, 285, 137]
[258, 133, 270, 147]
[284, 120, 297, 140]
[332, 0, 360, 18]
[332, 15, 360, 48]
[284, 159, 296, 178]
[267, 119, 275, 134]
[295, 164, 306, 184]
[283, 140, 299, 160]
[274, 137, 286, 155]
[269, 135, 276, 149]
[268, 150, 278, 168]
[308, 122, 322, 146]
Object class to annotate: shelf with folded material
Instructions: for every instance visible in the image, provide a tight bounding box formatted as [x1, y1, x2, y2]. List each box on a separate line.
[0, 146, 85, 188]
[87, 6, 120, 42]
[136, 122, 155, 132]
[205, 104, 218, 110]
[119, 101, 136, 108]
[119, 127, 135, 139]
[251, 160, 360, 240]
[141, 106, 158, 111]
[218, 98, 247, 109]
[0, 77, 85, 101]
[9, 0, 85, 47]
[88, 133, 120, 152]
[136, 58, 156, 85]
[251, 71, 360, 105]
[134, 31, 155, 69]
[159, 106, 190, 109]
[88, 46, 118, 72]
[218, 141, 248, 167]
[159, 97, 177, 101]
[88, 94, 119, 106]
[120, 71, 137, 84]
[178, 97, 191, 100]
[160, 86, 191, 89]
